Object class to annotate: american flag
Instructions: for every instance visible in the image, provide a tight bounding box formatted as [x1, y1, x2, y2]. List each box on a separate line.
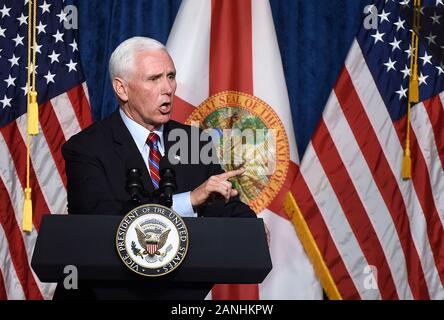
[293, 0, 444, 299]
[0, 0, 91, 299]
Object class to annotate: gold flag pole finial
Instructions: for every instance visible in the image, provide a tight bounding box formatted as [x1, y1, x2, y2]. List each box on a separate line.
[23, 0, 39, 232]
[403, 0, 421, 180]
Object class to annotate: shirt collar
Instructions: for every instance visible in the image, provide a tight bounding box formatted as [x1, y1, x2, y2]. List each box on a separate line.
[119, 108, 164, 155]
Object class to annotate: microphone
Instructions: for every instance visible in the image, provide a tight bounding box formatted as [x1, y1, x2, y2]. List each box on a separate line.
[159, 157, 176, 208]
[126, 168, 143, 206]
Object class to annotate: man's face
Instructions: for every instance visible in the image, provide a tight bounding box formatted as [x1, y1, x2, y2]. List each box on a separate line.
[116, 49, 177, 130]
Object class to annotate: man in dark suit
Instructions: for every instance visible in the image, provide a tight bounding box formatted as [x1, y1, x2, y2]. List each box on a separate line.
[62, 36, 256, 218]
[54, 36, 257, 300]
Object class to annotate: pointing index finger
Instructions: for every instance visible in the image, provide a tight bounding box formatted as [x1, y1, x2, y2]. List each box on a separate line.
[219, 167, 245, 180]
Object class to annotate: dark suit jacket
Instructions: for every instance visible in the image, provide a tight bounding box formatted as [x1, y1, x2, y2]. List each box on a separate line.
[55, 110, 256, 300]
[62, 109, 256, 218]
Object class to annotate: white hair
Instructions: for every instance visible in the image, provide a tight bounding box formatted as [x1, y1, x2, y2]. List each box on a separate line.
[109, 36, 167, 81]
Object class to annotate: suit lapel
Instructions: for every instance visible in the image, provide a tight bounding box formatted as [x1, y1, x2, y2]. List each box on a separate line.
[163, 121, 190, 193]
[162, 121, 174, 159]
[109, 110, 155, 193]
[162, 120, 184, 167]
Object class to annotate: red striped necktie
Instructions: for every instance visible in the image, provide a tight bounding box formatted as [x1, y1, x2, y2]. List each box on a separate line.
[147, 132, 161, 189]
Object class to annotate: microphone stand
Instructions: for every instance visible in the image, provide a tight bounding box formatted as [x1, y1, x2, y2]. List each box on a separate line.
[126, 168, 144, 207]
[159, 157, 177, 208]
[126, 162, 177, 211]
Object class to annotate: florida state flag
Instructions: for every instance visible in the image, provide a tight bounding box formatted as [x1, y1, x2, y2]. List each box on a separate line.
[167, 0, 321, 299]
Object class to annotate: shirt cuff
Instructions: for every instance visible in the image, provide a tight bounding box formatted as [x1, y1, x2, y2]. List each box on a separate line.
[172, 192, 197, 217]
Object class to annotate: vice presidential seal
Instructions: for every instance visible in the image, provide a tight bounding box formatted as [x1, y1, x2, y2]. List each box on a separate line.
[116, 204, 189, 277]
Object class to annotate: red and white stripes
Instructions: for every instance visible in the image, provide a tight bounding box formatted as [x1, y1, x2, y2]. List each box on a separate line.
[0, 83, 92, 299]
[295, 40, 444, 299]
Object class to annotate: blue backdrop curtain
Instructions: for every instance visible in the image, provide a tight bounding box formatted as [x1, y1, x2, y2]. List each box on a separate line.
[71, 0, 373, 157]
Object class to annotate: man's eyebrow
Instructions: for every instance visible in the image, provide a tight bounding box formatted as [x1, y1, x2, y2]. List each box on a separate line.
[147, 72, 162, 79]
[147, 70, 175, 78]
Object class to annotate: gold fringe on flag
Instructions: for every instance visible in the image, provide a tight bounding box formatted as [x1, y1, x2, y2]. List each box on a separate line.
[283, 192, 342, 300]
[403, 0, 421, 180]
[23, 0, 39, 232]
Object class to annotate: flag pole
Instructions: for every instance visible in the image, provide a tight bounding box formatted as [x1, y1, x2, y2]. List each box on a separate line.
[403, 0, 421, 180]
[284, 192, 342, 300]
[23, 0, 39, 232]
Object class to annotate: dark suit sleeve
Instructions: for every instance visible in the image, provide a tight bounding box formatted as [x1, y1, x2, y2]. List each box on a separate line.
[62, 137, 123, 215]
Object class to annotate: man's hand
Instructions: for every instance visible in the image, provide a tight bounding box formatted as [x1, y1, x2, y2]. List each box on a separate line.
[190, 167, 245, 207]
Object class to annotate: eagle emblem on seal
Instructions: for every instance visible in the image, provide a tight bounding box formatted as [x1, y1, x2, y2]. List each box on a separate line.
[135, 225, 171, 257]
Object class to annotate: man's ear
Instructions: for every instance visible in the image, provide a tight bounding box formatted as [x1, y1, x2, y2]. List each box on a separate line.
[112, 77, 128, 103]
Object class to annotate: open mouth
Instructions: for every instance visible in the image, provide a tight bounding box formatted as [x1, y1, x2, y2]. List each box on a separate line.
[159, 102, 171, 113]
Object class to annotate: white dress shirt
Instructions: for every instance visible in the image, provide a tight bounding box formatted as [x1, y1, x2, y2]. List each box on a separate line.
[119, 108, 196, 217]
